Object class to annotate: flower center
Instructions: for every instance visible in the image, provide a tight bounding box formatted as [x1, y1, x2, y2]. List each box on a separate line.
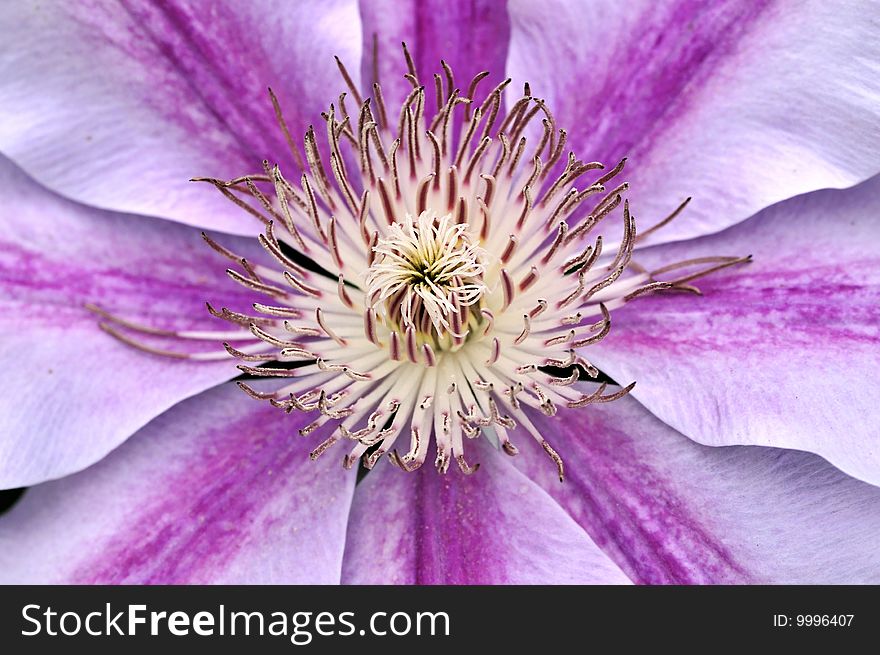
[365, 211, 487, 349]
[91, 43, 749, 478]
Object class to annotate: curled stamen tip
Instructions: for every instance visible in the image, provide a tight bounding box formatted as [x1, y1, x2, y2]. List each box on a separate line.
[456, 454, 480, 475]
[541, 441, 565, 482]
[393, 450, 424, 472]
[364, 449, 386, 470]
[502, 442, 519, 457]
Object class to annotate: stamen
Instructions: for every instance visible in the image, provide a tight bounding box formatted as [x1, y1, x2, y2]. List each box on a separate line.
[541, 440, 565, 482]
[112, 47, 748, 479]
[316, 308, 347, 346]
[267, 87, 306, 171]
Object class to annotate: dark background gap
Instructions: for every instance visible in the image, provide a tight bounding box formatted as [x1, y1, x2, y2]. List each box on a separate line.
[0, 488, 25, 516]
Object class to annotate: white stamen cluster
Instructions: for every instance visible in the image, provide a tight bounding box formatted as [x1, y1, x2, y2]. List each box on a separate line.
[201, 50, 644, 479]
[365, 210, 487, 345]
[93, 47, 749, 478]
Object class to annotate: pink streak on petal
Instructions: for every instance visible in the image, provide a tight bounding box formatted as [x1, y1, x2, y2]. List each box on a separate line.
[0, 0, 362, 234]
[0, 156, 265, 487]
[591, 175, 880, 486]
[0, 385, 355, 584]
[518, 398, 880, 584]
[507, 0, 880, 243]
[342, 439, 630, 584]
[359, 0, 511, 112]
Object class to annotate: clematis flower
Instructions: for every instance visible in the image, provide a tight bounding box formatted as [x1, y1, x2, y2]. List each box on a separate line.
[1, 0, 879, 584]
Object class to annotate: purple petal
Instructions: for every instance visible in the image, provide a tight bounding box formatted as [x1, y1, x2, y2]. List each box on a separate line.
[341, 439, 630, 584]
[0, 384, 355, 584]
[589, 175, 880, 485]
[516, 398, 880, 584]
[507, 0, 880, 243]
[0, 0, 361, 235]
[359, 0, 511, 109]
[0, 156, 264, 487]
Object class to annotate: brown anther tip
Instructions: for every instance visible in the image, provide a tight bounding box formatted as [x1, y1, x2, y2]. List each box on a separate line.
[542, 440, 564, 481]
[388, 450, 410, 470]
[456, 455, 480, 475]
[364, 449, 385, 470]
